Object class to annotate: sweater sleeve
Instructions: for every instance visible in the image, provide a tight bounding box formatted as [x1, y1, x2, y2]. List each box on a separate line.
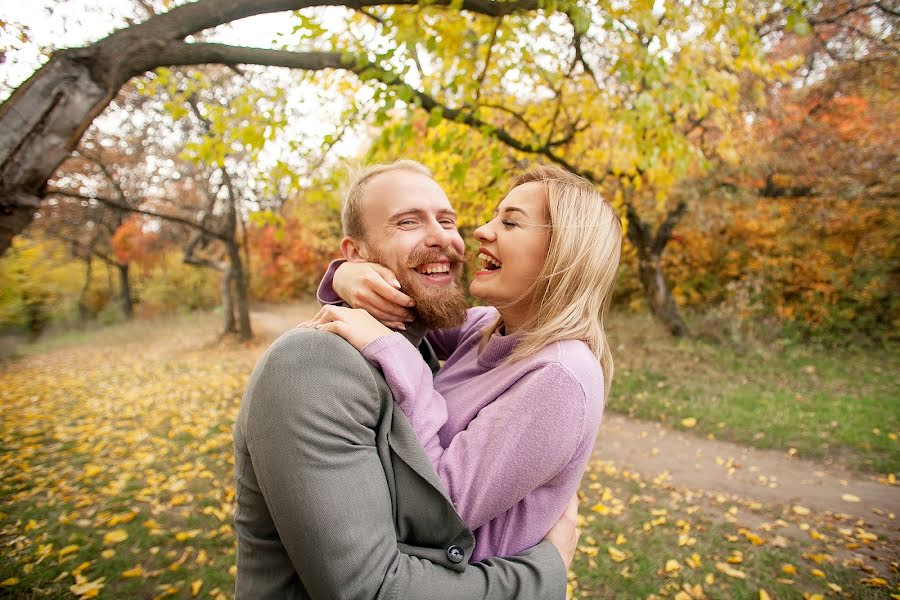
[316, 259, 345, 305]
[362, 335, 587, 531]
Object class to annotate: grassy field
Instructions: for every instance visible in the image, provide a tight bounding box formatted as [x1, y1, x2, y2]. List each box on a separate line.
[1, 306, 897, 598]
[606, 312, 900, 474]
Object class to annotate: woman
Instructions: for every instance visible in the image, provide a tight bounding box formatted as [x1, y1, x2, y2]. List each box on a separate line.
[306, 164, 621, 561]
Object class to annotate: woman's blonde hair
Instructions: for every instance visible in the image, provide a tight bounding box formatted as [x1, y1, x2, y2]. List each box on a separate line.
[491, 164, 622, 397]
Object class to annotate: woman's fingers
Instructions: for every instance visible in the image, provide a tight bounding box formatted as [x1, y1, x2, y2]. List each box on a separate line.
[365, 272, 415, 308]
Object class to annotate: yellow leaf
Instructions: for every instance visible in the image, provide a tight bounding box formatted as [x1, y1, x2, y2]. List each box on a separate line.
[841, 493, 861, 502]
[591, 503, 609, 514]
[827, 583, 843, 592]
[103, 529, 128, 545]
[686, 553, 702, 569]
[70, 577, 105, 598]
[727, 551, 743, 564]
[759, 590, 771, 600]
[782, 564, 797, 574]
[860, 577, 889, 587]
[681, 417, 697, 428]
[101, 550, 115, 559]
[615, 533, 626, 545]
[1, 578, 19, 586]
[792, 505, 810, 515]
[122, 567, 143, 578]
[715, 562, 747, 579]
[608, 546, 627, 563]
[58, 544, 79, 558]
[191, 579, 203, 597]
[665, 559, 681, 573]
[72, 561, 91, 577]
[811, 568, 825, 578]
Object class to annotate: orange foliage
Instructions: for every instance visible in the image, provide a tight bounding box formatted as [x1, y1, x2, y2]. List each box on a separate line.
[111, 219, 163, 267]
[249, 217, 340, 302]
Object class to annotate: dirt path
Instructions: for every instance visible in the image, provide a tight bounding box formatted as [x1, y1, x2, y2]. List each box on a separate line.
[595, 414, 898, 534]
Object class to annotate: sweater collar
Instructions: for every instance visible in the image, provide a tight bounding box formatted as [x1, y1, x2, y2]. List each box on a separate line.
[477, 324, 521, 369]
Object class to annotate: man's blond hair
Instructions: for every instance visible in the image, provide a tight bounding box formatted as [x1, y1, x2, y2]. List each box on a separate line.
[342, 160, 434, 240]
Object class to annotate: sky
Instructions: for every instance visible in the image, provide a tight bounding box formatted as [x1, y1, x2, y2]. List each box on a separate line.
[1, 0, 304, 99]
[1, 0, 367, 179]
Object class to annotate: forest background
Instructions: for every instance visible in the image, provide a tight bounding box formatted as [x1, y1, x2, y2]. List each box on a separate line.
[1, 1, 898, 599]
[0, 0, 896, 347]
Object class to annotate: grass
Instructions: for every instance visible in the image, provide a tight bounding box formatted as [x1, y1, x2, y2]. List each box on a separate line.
[606, 312, 900, 474]
[0, 305, 897, 598]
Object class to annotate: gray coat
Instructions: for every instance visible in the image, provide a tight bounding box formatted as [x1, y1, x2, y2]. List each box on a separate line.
[233, 328, 566, 599]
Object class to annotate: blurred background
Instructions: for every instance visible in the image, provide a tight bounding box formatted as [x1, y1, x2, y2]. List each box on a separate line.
[0, 1, 897, 598]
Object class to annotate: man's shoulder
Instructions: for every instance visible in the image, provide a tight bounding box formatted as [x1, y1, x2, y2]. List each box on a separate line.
[266, 327, 367, 365]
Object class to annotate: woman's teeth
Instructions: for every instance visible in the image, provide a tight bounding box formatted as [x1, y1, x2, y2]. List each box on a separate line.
[478, 252, 502, 270]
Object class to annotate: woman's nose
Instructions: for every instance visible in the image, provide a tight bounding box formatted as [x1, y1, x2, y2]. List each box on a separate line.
[474, 221, 494, 242]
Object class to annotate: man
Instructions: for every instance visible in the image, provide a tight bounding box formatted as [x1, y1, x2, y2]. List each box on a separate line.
[233, 160, 578, 599]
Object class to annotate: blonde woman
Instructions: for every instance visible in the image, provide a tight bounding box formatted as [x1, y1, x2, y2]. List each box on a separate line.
[307, 164, 622, 561]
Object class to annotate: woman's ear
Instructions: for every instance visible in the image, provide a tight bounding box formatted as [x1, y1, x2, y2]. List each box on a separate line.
[340, 236, 369, 262]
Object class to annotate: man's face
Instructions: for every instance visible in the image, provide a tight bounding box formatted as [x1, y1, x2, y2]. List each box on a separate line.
[352, 169, 468, 328]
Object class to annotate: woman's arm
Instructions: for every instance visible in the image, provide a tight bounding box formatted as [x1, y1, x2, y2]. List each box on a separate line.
[363, 335, 588, 531]
[316, 259, 415, 330]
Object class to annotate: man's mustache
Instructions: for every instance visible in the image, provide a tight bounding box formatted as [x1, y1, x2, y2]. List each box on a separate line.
[405, 247, 465, 269]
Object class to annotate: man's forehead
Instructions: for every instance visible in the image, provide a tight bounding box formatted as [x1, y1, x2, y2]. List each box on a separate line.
[362, 170, 455, 219]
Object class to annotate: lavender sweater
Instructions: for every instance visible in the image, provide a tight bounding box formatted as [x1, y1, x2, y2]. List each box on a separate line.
[318, 271, 605, 561]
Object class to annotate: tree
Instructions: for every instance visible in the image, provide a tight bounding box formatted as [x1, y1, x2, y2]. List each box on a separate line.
[3, 0, 894, 335]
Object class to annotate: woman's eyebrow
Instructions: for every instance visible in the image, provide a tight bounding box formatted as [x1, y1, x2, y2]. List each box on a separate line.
[496, 206, 529, 217]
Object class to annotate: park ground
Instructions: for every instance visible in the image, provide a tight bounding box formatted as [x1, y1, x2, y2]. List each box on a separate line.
[0, 302, 897, 599]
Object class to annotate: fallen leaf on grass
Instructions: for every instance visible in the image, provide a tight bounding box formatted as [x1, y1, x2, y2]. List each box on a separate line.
[608, 546, 626, 562]
[103, 529, 128, 545]
[841, 493, 861, 502]
[715, 562, 747, 579]
[1, 578, 19, 586]
[681, 417, 697, 428]
[792, 505, 811, 515]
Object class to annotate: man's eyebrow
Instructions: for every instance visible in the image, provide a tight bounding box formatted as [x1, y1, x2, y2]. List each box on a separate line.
[388, 208, 458, 220]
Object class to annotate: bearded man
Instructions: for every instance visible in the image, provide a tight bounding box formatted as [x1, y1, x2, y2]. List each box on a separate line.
[233, 161, 575, 599]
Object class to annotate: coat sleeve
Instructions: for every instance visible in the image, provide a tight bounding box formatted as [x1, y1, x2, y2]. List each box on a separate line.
[361, 334, 587, 530]
[235, 329, 567, 600]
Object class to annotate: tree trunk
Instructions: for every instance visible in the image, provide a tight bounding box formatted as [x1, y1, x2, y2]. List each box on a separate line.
[118, 263, 133, 319]
[625, 199, 689, 337]
[635, 253, 687, 337]
[226, 238, 252, 341]
[221, 261, 237, 335]
[78, 255, 93, 321]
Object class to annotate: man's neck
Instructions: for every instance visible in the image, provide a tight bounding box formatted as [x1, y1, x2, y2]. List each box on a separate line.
[399, 320, 428, 347]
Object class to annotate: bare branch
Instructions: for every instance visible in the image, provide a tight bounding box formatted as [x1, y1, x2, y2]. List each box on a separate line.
[46, 187, 223, 238]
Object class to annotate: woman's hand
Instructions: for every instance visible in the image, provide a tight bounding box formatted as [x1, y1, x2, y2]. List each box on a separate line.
[334, 262, 415, 330]
[299, 305, 395, 351]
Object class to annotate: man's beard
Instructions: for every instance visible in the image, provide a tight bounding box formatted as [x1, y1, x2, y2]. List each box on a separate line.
[370, 247, 468, 329]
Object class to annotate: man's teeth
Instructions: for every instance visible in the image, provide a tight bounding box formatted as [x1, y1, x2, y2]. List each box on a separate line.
[478, 252, 502, 269]
[416, 263, 450, 274]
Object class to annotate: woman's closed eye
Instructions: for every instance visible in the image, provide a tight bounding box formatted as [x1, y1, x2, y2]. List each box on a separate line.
[501, 219, 519, 229]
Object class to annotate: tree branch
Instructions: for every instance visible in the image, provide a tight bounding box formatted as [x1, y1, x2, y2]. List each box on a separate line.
[46, 188, 223, 238]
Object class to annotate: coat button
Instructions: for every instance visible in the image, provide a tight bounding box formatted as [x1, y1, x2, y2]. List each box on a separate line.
[446, 544, 465, 564]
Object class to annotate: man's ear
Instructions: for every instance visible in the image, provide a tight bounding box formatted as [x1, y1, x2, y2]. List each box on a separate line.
[340, 236, 370, 262]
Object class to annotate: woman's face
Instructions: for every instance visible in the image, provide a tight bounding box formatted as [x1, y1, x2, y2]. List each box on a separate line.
[470, 181, 551, 321]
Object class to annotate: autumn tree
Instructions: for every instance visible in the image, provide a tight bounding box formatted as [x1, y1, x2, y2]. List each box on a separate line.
[3, 0, 895, 335]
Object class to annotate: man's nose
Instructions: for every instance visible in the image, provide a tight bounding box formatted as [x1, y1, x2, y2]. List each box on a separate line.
[424, 220, 455, 248]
